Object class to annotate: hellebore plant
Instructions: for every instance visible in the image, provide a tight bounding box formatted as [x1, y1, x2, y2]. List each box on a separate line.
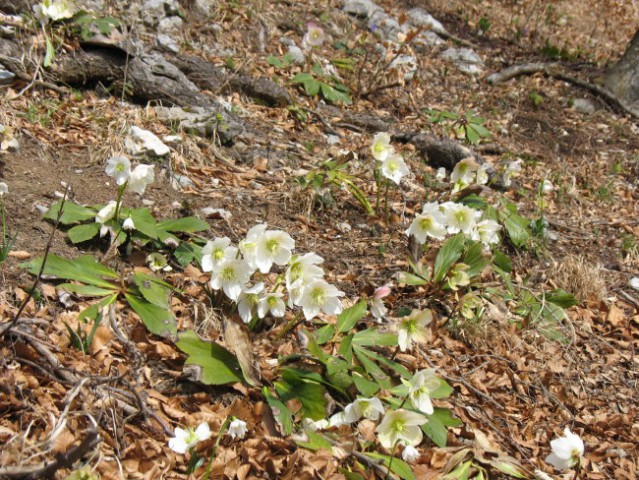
[168, 422, 212, 454]
[545, 428, 585, 471]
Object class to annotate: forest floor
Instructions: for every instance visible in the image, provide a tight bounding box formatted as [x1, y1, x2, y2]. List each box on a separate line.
[0, 0, 638, 479]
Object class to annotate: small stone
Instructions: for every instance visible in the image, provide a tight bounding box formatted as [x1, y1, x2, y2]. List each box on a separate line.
[142, 199, 155, 206]
[158, 16, 183, 35]
[163, 135, 182, 143]
[342, 0, 381, 19]
[572, 98, 596, 114]
[156, 33, 180, 53]
[441, 48, 484, 75]
[201, 207, 232, 220]
[368, 10, 400, 41]
[287, 45, 306, 65]
[193, 0, 216, 16]
[0, 68, 15, 86]
[1, 137, 19, 152]
[406, 7, 445, 34]
[125, 126, 170, 157]
[171, 173, 195, 189]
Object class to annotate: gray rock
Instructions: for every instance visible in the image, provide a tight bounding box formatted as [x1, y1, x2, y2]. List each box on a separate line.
[158, 16, 183, 34]
[76, 0, 106, 12]
[389, 54, 417, 80]
[412, 31, 444, 51]
[441, 48, 484, 75]
[156, 33, 180, 53]
[342, 0, 381, 19]
[141, 0, 181, 27]
[154, 106, 244, 142]
[193, 0, 216, 17]
[572, 98, 596, 114]
[171, 173, 195, 189]
[287, 45, 306, 64]
[368, 10, 400, 41]
[407, 7, 446, 34]
[126, 126, 170, 157]
[0, 67, 15, 85]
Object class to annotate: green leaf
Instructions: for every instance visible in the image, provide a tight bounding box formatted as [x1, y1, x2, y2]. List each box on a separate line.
[356, 347, 411, 379]
[77, 293, 118, 323]
[262, 387, 293, 435]
[174, 241, 201, 267]
[128, 208, 158, 240]
[429, 379, 454, 399]
[465, 125, 480, 145]
[58, 282, 117, 297]
[157, 216, 209, 233]
[352, 373, 380, 396]
[68, 222, 101, 244]
[44, 200, 96, 224]
[304, 330, 328, 364]
[353, 346, 390, 388]
[126, 294, 177, 337]
[296, 430, 333, 452]
[320, 82, 352, 104]
[352, 328, 397, 347]
[463, 241, 490, 278]
[459, 194, 487, 210]
[545, 289, 579, 308]
[325, 357, 353, 390]
[433, 234, 465, 283]
[364, 453, 415, 480]
[44, 36, 55, 68]
[337, 301, 368, 333]
[339, 333, 353, 363]
[397, 272, 428, 286]
[24, 254, 118, 288]
[422, 408, 462, 448]
[133, 272, 171, 308]
[275, 370, 327, 420]
[176, 330, 244, 384]
[338, 469, 365, 480]
[315, 323, 335, 345]
[492, 250, 512, 273]
[498, 208, 531, 248]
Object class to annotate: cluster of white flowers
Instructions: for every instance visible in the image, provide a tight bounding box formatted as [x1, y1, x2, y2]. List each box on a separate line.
[203, 225, 343, 322]
[33, 0, 76, 24]
[406, 201, 500, 247]
[105, 156, 155, 195]
[449, 157, 491, 193]
[371, 133, 410, 185]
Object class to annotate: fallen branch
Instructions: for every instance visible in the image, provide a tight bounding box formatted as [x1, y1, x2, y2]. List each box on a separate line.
[487, 62, 639, 118]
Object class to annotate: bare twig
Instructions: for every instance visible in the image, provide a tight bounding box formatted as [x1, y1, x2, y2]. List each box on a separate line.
[0, 184, 69, 338]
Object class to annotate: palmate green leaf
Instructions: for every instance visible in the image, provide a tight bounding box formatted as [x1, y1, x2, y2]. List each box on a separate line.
[125, 294, 177, 337]
[44, 200, 96, 224]
[364, 453, 415, 480]
[325, 357, 353, 390]
[291, 73, 321, 96]
[498, 208, 531, 248]
[352, 328, 397, 347]
[133, 272, 171, 308]
[422, 407, 463, 448]
[263, 387, 293, 435]
[68, 222, 101, 244]
[433, 234, 466, 283]
[275, 370, 327, 421]
[320, 82, 352, 104]
[337, 300, 368, 333]
[157, 216, 209, 233]
[176, 330, 244, 385]
[174, 241, 202, 267]
[24, 254, 118, 289]
[463, 241, 490, 278]
[296, 430, 333, 452]
[352, 372, 380, 396]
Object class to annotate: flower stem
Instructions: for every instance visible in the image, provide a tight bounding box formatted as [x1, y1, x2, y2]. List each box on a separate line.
[275, 312, 303, 341]
[114, 183, 127, 221]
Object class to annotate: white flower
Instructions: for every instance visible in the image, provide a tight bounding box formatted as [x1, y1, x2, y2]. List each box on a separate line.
[476, 163, 491, 185]
[210, 257, 252, 301]
[255, 229, 295, 273]
[541, 178, 554, 194]
[168, 422, 212, 454]
[376, 409, 428, 449]
[128, 164, 155, 195]
[408, 369, 442, 415]
[443, 203, 481, 235]
[473, 219, 501, 246]
[237, 282, 264, 323]
[630, 277, 639, 290]
[105, 156, 131, 186]
[406, 202, 447, 243]
[503, 159, 522, 187]
[371, 132, 394, 162]
[228, 418, 248, 440]
[451, 158, 479, 185]
[147, 252, 171, 272]
[435, 167, 447, 181]
[240, 224, 268, 270]
[397, 309, 431, 352]
[302, 22, 326, 49]
[402, 445, 420, 463]
[380, 152, 410, 185]
[34, 0, 76, 23]
[302, 418, 330, 431]
[446, 263, 470, 290]
[343, 397, 385, 423]
[122, 216, 135, 231]
[257, 292, 286, 318]
[0, 182, 8, 197]
[286, 253, 324, 290]
[545, 428, 584, 471]
[201, 237, 233, 272]
[95, 200, 117, 224]
[298, 279, 344, 320]
[371, 285, 391, 320]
